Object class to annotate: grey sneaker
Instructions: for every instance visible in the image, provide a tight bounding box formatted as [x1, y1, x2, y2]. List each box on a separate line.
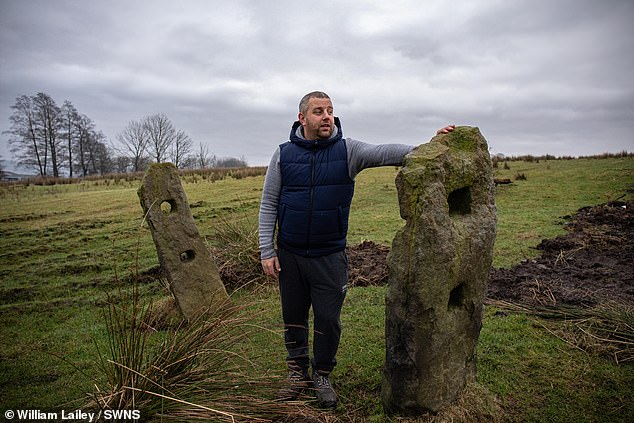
[313, 372, 337, 409]
[277, 368, 311, 400]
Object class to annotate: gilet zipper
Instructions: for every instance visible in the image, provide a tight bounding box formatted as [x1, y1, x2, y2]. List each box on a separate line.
[306, 144, 317, 255]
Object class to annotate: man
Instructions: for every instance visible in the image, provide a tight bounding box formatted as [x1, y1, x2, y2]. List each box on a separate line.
[258, 91, 454, 408]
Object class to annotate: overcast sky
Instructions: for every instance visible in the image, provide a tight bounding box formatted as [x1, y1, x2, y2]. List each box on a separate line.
[1, 0, 633, 168]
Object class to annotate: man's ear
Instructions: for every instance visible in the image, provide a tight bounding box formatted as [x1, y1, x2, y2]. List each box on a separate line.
[298, 112, 306, 125]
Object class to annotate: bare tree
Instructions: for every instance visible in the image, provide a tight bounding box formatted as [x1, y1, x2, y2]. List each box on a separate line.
[143, 113, 175, 163]
[88, 132, 114, 175]
[112, 155, 131, 174]
[196, 142, 215, 169]
[33, 93, 63, 177]
[116, 120, 149, 172]
[170, 129, 193, 168]
[6, 93, 112, 178]
[179, 155, 198, 169]
[60, 100, 81, 177]
[74, 127, 111, 176]
[6, 95, 46, 175]
[74, 114, 101, 177]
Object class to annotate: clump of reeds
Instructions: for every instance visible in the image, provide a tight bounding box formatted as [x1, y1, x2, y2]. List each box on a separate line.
[90, 271, 315, 421]
[487, 300, 634, 363]
[211, 214, 270, 291]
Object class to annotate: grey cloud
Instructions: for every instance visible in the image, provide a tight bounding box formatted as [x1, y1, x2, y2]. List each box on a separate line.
[1, 0, 633, 168]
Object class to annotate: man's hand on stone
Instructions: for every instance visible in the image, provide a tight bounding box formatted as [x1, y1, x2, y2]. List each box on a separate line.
[262, 256, 281, 278]
[436, 124, 456, 135]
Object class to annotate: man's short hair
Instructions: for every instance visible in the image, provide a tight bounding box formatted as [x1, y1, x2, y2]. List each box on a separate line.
[299, 91, 330, 114]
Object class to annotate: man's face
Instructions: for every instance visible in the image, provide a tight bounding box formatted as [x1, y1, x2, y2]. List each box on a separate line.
[299, 97, 334, 140]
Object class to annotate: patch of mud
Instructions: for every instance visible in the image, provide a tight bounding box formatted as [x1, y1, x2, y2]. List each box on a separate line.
[347, 240, 390, 287]
[487, 201, 633, 306]
[345, 201, 634, 307]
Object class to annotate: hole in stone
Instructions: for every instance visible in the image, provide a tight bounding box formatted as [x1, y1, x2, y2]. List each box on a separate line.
[448, 283, 465, 309]
[160, 200, 177, 214]
[180, 250, 195, 262]
[448, 187, 472, 215]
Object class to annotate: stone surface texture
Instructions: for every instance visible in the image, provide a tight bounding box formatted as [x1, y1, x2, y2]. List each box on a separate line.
[382, 126, 497, 415]
[138, 163, 228, 320]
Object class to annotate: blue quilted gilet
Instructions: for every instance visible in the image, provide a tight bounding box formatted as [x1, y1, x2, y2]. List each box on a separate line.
[277, 118, 355, 257]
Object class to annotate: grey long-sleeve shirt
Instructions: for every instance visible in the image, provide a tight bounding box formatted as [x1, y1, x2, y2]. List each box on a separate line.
[258, 138, 414, 259]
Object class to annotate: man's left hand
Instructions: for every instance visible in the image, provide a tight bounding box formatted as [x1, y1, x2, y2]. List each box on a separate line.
[436, 124, 456, 135]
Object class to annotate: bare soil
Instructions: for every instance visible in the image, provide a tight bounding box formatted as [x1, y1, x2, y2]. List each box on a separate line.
[347, 240, 390, 287]
[347, 201, 634, 307]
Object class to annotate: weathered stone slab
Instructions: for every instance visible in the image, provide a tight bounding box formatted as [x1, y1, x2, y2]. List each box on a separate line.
[138, 163, 228, 320]
[382, 126, 497, 415]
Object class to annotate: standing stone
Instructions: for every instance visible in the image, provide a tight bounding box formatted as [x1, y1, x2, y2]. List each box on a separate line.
[138, 163, 228, 320]
[382, 126, 497, 415]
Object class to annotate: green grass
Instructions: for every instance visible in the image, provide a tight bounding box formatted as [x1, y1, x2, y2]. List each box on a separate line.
[490, 157, 633, 267]
[1, 156, 633, 421]
[479, 309, 633, 422]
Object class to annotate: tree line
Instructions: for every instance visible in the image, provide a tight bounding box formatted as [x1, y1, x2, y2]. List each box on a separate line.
[4, 92, 246, 178]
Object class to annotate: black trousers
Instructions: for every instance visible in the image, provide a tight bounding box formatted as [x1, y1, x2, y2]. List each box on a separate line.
[278, 248, 348, 374]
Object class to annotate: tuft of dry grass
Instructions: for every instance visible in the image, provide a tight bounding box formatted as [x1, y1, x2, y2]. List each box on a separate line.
[339, 382, 503, 423]
[211, 214, 271, 291]
[89, 272, 317, 422]
[421, 382, 503, 423]
[486, 299, 634, 364]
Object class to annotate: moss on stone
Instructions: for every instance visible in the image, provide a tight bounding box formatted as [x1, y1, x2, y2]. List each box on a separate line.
[138, 163, 179, 213]
[383, 125, 496, 415]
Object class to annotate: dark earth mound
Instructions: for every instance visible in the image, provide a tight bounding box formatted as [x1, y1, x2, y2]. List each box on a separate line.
[347, 240, 390, 287]
[347, 201, 633, 306]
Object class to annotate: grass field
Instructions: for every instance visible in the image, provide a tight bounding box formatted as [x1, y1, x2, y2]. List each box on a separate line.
[1, 156, 633, 421]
